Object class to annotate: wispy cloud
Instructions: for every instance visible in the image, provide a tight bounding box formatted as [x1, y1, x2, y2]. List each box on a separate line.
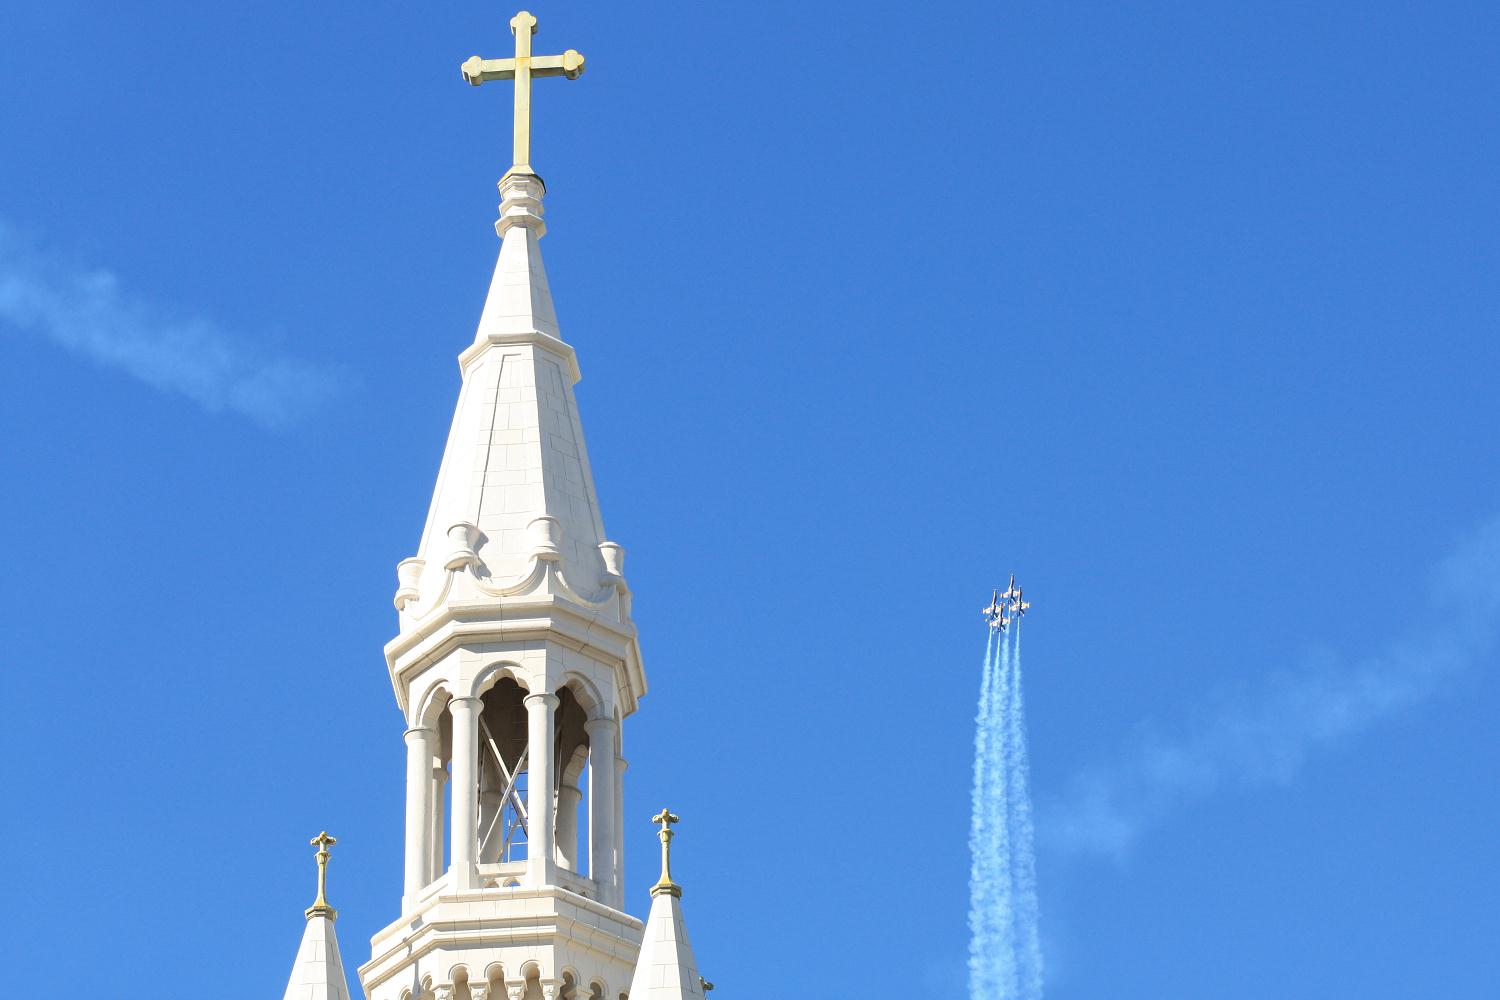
[1044, 515, 1500, 859]
[0, 222, 345, 429]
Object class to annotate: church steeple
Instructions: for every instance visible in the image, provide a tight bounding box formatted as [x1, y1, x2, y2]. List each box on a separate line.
[281, 833, 352, 1000]
[628, 811, 707, 999]
[359, 12, 650, 1000]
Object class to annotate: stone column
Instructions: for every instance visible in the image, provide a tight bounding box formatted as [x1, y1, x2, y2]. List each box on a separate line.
[584, 717, 618, 902]
[449, 695, 482, 890]
[429, 763, 448, 880]
[556, 779, 582, 870]
[524, 691, 559, 886]
[479, 755, 504, 864]
[613, 753, 628, 909]
[403, 726, 435, 903]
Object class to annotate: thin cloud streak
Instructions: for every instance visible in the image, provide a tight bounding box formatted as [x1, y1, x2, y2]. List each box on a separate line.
[0, 224, 344, 429]
[1044, 515, 1500, 859]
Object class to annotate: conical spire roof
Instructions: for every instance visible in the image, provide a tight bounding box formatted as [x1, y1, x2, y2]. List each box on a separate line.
[388, 170, 646, 714]
[628, 892, 706, 999]
[282, 911, 353, 1000]
[472, 172, 561, 343]
[628, 809, 706, 999]
[282, 833, 352, 1000]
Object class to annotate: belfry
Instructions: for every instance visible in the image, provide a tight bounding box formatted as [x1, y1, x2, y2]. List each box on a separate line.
[278, 10, 707, 1000]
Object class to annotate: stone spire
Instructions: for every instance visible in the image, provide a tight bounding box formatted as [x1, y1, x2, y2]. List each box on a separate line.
[282, 833, 353, 1000]
[362, 14, 648, 1000]
[628, 810, 706, 999]
[388, 167, 646, 719]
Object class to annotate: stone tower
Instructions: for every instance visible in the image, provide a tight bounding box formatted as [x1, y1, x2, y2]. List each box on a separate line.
[354, 14, 650, 1000]
[270, 11, 713, 1000]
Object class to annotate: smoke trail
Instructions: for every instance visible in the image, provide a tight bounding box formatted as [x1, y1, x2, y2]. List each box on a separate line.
[988, 631, 1016, 997]
[969, 630, 1013, 996]
[0, 221, 346, 428]
[1006, 624, 1044, 996]
[968, 632, 994, 990]
[970, 624, 1044, 1000]
[1044, 513, 1500, 860]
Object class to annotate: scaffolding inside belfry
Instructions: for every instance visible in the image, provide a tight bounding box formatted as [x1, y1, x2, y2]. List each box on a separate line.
[478, 715, 530, 862]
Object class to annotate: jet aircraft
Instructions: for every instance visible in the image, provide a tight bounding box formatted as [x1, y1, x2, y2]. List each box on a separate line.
[983, 576, 1031, 632]
[982, 588, 1011, 632]
[1001, 574, 1030, 620]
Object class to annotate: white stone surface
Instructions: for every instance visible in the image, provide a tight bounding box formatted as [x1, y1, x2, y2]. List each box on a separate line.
[282, 912, 352, 1000]
[359, 885, 643, 1000]
[362, 173, 651, 1000]
[393, 173, 641, 659]
[386, 171, 647, 719]
[627, 893, 704, 999]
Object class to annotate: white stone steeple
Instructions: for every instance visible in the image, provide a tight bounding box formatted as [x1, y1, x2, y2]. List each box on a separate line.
[358, 15, 650, 1000]
[363, 165, 647, 1000]
[282, 833, 353, 1000]
[392, 169, 645, 679]
[627, 811, 707, 1000]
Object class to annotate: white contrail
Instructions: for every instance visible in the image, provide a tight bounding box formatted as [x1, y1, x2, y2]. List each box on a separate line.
[969, 630, 998, 992]
[0, 222, 344, 428]
[971, 625, 1045, 999]
[1044, 514, 1500, 859]
[989, 633, 1018, 997]
[1006, 625, 1044, 998]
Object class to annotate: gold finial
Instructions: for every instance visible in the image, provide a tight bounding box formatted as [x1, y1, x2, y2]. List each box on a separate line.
[460, 9, 586, 178]
[305, 831, 338, 921]
[650, 808, 682, 898]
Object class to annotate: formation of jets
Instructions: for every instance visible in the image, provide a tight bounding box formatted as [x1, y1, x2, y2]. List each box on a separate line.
[982, 575, 1030, 632]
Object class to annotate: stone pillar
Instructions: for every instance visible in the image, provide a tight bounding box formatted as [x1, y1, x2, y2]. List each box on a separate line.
[524, 691, 559, 886]
[429, 763, 447, 880]
[584, 717, 618, 902]
[614, 753, 628, 909]
[479, 755, 504, 864]
[403, 726, 435, 903]
[449, 695, 482, 889]
[556, 779, 582, 870]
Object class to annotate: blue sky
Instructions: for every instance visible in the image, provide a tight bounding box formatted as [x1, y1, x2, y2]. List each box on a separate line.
[2, 2, 1497, 997]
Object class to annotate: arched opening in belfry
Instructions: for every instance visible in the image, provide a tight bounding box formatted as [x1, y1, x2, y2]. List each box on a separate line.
[478, 678, 530, 863]
[554, 684, 590, 873]
[520, 962, 544, 1000]
[431, 696, 453, 882]
[409, 668, 619, 899]
[483, 965, 506, 999]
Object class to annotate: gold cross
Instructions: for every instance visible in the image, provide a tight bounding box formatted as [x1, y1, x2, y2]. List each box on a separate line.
[461, 10, 586, 177]
[650, 808, 682, 899]
[305, 830, 338, 920]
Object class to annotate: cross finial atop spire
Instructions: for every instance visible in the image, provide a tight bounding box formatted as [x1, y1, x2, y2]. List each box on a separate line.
[650, 808, 682, 898]
[461, 9, 586, 180]
[305, 831, 338, 921]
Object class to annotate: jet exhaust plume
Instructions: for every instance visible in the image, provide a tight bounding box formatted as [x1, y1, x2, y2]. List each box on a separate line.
[969, 613, 1044, 999]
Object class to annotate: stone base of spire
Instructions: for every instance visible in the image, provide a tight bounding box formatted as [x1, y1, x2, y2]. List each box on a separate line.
[360, 885, 642, 1000]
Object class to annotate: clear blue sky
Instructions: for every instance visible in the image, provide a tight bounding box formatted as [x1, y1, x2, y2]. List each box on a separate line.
[2, 2, 1497, 997]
